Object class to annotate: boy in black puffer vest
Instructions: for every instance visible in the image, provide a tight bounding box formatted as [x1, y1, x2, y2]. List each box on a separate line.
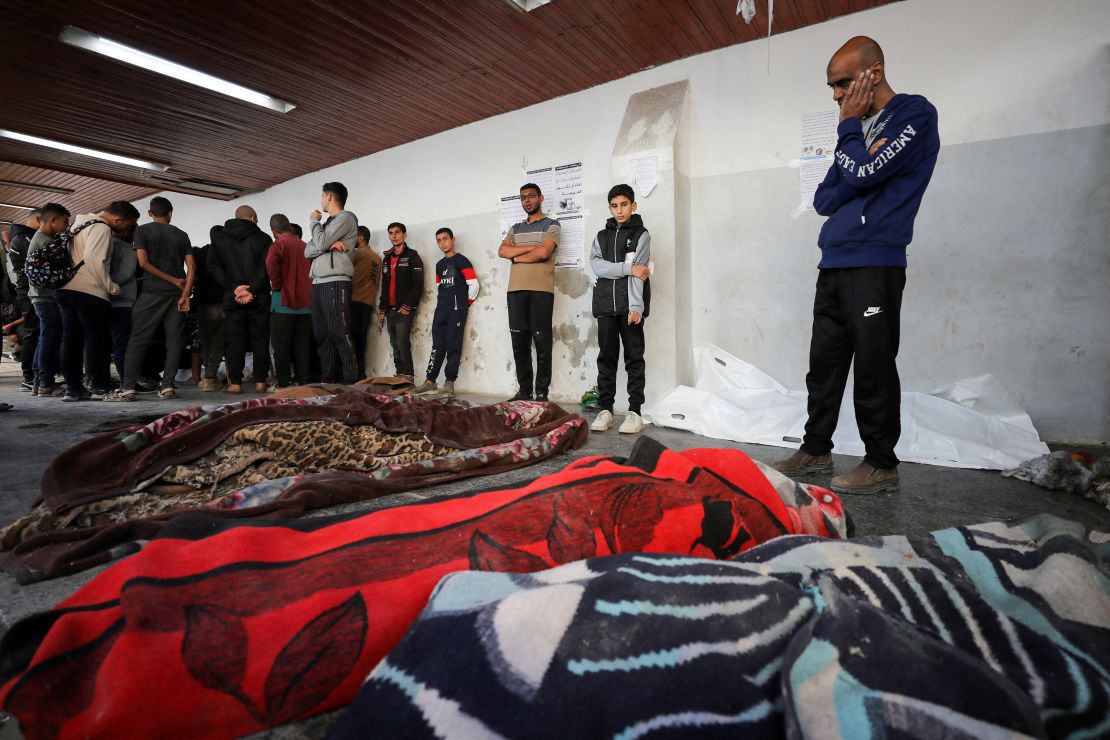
[589, 184, 651, 435]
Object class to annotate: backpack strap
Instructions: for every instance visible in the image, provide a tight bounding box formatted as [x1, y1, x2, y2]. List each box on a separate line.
[67, 219, 106, 274]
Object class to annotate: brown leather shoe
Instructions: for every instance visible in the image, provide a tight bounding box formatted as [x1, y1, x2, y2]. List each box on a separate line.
[830, 463, 899, 494]
[770, 451, 833, 476]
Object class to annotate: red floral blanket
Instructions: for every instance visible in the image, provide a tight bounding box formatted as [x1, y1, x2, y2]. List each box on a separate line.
[0, 437, 848, 739]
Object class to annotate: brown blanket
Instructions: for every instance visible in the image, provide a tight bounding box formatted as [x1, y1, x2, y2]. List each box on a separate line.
[1, 393, 587, 583]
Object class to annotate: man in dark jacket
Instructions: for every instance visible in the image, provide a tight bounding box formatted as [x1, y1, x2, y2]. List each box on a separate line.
[208, 205, 273, 393]
[5, 209, 41, 390]
[377, 222, 423, 381]
[772, 36, 939, 495]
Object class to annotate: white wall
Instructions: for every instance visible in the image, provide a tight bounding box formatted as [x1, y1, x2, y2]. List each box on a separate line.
[138, 0, 1110, 442]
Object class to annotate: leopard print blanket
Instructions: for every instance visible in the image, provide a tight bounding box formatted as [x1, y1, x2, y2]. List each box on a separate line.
[2, 421, 452, 546]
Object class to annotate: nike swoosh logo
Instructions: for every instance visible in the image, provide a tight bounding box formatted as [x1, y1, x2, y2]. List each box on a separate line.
[863, 308, 883, 317]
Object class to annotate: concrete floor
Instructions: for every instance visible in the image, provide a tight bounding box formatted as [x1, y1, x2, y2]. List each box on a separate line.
[0, 360, 1107, 737]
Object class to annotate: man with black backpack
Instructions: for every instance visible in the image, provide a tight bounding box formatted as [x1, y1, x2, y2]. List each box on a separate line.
[5, 209, 42, 391]
[51, 201, 139, 402]
[25, 203, 71, 396]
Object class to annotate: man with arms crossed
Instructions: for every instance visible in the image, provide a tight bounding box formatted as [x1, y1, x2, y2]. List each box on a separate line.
[498, 183, 559, 402]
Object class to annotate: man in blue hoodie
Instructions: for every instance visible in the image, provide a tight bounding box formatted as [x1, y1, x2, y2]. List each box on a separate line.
[772, 36, 939, 495]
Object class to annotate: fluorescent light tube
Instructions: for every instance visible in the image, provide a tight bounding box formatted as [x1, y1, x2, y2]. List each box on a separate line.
[0, 179, 75, 194]
[0, 202, 36, 210]
[0, 129, 170, 171]
[60, 26, 296, 113]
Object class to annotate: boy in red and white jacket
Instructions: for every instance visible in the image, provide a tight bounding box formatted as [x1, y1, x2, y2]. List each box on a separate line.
[413, 227, 479, 397]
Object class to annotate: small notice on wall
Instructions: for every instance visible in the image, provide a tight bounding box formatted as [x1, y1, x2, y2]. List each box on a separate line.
[499, 160, 584, 268]
[798, 110, 839, 213]
[627, 155, 658, 197]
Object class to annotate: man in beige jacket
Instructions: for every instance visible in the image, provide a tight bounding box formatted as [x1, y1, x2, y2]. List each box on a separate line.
[55, 201, 140, 402]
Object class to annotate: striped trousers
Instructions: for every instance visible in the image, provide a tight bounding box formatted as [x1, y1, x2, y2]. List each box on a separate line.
[311, 281, 359, 384]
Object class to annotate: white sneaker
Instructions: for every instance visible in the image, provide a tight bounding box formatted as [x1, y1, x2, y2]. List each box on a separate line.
[619, 411, 645, 434]
[590, 410, 613, 432]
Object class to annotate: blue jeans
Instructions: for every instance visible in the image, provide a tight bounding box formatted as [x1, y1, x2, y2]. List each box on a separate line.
[33, 300, 62, 387]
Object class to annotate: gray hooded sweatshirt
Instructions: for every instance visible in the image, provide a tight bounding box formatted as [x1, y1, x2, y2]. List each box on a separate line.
[305, 210, 358, 284]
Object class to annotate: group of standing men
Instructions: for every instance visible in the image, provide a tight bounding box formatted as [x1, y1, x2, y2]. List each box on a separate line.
[2, 35, 940, 498]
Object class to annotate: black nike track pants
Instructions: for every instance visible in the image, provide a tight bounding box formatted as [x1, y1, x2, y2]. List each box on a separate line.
[801, 266, 906, 470]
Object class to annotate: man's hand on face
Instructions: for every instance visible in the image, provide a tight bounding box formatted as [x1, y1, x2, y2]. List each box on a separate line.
[839, 71, 874, 122]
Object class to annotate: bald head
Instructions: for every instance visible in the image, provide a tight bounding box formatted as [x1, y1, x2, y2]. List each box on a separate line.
[234, 205, 258, 223]
[830, 36, 884, 72]
[825, 36, 893, 116]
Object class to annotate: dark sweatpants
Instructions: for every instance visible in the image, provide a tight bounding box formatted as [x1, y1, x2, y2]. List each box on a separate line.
[197, 302, 225, 380]
[350, 300, 373, 379]
[311, 281, 358, 384]
[122, 291, 182, 390]
[110, 306, 132, 382]
[801, 267, 906, 470]
[425, 306, 467, 382]
[224, 297, 270, 385]
[507, 290, 553, 396]
[55, 289, 112, 394]
[270, 312, 313, 387]
[596, 314, 646, 414]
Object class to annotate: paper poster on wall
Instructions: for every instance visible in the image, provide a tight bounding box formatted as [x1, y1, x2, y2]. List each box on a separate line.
[798, 110, 839, 212]
[498, 160, 584, 268]
[627, 155, 658, 197]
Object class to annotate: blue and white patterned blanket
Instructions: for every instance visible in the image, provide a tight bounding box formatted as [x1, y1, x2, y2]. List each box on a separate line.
[331, 514, 1110, 739]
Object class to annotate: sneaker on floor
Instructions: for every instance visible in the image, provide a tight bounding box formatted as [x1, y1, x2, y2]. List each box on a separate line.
[158, 386, 177, 399]
[413, 380, 439, 396]
[89, 388, 112, 401]
[102, 389, 136, 402]
[590, 410, 613, 432]
[770, 451, 834, 476]
[62, 390, 91, 403]
[534, 391, 549, 402]
[20, 379, 34, 392]
[618, 411, 646, 434]
[400, 374, 415, 385]
[199, 378, 219, 392]
[830, 463, 899, 495]
[37, 384, 65, 398]
[30, 382, 39, 397]
[442, 380, 455, 397]
[507, 390, 533, 402]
